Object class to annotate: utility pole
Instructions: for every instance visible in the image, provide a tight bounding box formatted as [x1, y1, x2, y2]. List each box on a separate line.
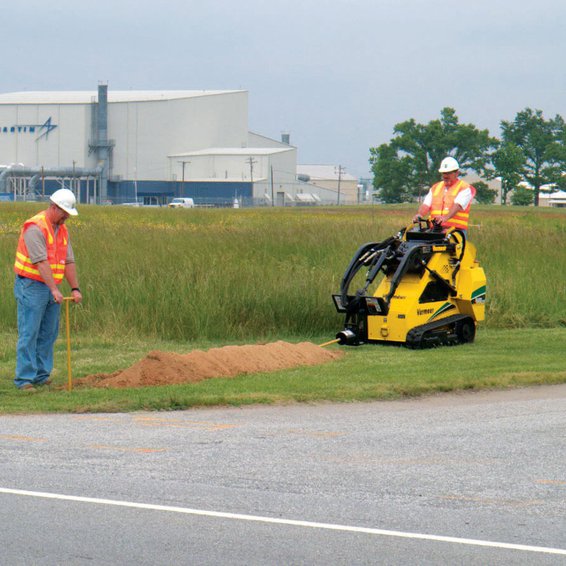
[270, 165, 274, 206]
[178, 160, 190, 196]
[335, 165, 345, 205]
[72, 160, 77, 202]
[246, 156, 257, 184]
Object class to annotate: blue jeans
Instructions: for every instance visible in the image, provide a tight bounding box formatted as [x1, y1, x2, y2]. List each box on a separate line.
[14, 276, 61, 388]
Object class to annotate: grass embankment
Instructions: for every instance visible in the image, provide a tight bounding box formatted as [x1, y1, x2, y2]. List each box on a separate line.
[0, 203, 564, 413]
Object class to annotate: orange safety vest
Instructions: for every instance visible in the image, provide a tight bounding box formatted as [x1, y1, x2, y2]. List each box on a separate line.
[14, 211, 68, 284]
[430, 179, 475, 230]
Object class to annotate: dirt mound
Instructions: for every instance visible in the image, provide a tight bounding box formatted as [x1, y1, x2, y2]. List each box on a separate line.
[77, 341, 342, 389]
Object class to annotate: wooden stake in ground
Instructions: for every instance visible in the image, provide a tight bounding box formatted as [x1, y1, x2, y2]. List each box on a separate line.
[63, 297, 74, 391]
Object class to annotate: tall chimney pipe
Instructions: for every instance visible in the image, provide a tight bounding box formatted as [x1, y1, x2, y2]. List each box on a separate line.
[97, 83, 109, 203]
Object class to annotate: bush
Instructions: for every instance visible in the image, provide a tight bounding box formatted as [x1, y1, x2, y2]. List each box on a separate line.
[510, 187, 533, 206]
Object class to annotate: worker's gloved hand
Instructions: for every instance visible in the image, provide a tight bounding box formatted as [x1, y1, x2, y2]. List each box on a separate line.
[431, 217, 445, 232]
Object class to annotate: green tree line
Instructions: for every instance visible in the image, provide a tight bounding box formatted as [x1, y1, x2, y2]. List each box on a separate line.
[369, 107, 566, 206]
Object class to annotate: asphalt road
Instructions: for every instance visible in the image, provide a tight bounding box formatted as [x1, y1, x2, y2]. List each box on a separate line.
[1, 384, 565, 565]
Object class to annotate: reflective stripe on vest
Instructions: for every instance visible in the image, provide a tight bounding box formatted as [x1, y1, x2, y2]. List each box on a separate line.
[430, 179, 472, 230]
[14, 211, 68, 283]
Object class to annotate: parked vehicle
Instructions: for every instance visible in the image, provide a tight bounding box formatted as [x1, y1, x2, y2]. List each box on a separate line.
[168, 197, 195, 209]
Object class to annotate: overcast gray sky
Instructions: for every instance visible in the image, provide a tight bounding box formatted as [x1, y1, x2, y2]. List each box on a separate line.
[2, 0, 566, 178]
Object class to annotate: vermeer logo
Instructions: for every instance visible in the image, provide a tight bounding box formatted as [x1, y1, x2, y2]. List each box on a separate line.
[417, 308, 434, 316]
[1, 117, 57, 140]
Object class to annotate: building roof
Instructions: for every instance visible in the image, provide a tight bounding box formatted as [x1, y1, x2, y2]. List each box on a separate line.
[297, 164, 358, 181]
[169, 147, 294, 158]
[0, 90, 245, 104]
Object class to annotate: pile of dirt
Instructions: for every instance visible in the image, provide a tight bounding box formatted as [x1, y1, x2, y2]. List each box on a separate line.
[77, 341, 342, 389]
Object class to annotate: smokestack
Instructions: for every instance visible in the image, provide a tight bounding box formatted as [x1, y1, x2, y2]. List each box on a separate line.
[281, 132, 290, 145]
[97, 83, 109, 203]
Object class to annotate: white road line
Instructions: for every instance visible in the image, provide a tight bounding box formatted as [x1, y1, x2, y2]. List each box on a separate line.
[1, 487, 565, 556]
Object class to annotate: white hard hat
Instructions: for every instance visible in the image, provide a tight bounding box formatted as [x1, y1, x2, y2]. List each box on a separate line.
[438, 157, 459, 173]
[50, 188, 78, 216]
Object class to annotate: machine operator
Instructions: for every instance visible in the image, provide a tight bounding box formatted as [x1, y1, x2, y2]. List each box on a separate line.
[413, 157, 475, 234]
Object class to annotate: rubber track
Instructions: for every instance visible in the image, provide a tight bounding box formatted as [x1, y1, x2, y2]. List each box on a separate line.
[405, 314, 473, 349]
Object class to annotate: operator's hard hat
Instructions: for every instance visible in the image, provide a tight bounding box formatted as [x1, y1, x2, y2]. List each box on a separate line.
[50, 188, 78, 216]
[438, 157, 460, 173]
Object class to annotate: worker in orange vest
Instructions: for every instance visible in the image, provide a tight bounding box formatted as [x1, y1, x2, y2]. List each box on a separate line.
[13, 188, 83, 391]
[413, 157, 475, 233]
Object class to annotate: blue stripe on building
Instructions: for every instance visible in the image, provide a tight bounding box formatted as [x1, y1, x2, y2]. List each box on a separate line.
[9, 180, 253, 206]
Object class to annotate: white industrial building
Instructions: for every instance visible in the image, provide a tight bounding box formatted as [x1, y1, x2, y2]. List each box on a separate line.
[297, 164, 363, 204]
[539, 189, 566, 207]
[0, 85, 339, 206]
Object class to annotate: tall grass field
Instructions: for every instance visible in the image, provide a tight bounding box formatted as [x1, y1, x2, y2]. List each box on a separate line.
[0, 203, 564, 413]
[1, 203, 565, 340]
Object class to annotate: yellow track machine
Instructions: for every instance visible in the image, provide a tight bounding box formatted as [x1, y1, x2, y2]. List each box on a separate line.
[332, 220, 486, 348]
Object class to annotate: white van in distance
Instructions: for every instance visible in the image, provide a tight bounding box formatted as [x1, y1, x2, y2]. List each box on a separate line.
[168, 197, 195, 208]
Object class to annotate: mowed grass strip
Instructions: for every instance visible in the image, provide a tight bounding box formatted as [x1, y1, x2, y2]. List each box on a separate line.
[0, 328, 564, 414]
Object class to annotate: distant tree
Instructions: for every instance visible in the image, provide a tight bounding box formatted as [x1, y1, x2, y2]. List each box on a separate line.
[472, 180, 497, 204]
[370, 108, 496, 203]
[370, 143, 413, 203]
[510, 186, 533, 206]
[500, 108, 566, 205]
[489, 142, 525, 205]
[549, 124, 566, 192]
